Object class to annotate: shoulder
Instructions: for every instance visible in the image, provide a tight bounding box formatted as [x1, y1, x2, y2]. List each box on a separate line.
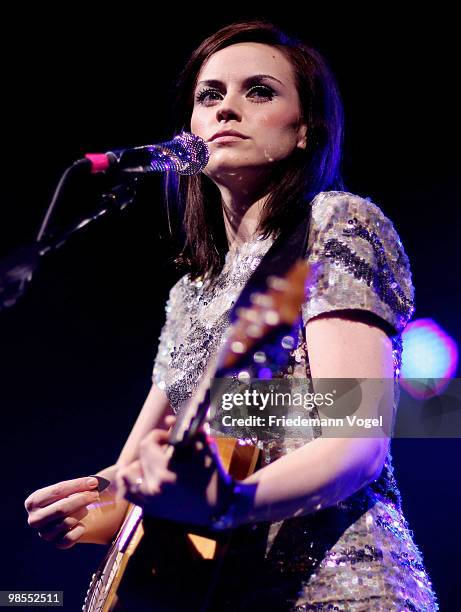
[165, 270, 214, 315]
[167, 272, 196, 302]
[308, 190, 411, 267]
[168, 273, 189, 300]
[303, 190, 415, 334]
[310, 191, 401, 239]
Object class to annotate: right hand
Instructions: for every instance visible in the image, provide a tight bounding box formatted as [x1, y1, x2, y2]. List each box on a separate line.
[25, 477, 101, 549]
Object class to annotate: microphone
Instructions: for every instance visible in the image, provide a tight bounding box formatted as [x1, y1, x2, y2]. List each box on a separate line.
[83, 131, 209, 176]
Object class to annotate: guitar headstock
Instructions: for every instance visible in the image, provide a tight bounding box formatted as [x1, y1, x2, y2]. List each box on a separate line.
[219, 260, 312, 372]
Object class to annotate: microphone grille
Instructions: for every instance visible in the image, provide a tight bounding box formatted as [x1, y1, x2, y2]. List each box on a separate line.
[167, 131, 209, 175]
[108, 132, 209, 175]
[149, 132, 210, 176]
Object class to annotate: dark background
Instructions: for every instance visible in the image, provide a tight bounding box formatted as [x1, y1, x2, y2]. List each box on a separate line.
[1, 6, 459, 611]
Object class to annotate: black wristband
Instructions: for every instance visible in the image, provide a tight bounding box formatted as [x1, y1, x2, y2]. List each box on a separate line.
[208, 476, 238, 531]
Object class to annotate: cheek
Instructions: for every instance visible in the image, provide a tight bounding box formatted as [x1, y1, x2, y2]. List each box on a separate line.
[190, 110, 206, 137]
[258, 106, 300, 135]
[255, 111, 301, 161]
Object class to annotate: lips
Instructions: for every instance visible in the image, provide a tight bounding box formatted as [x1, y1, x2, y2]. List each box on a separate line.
[208, 130, 249, 142]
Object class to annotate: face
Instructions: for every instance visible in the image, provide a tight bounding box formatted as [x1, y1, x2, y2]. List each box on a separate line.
[190, 42, 307, 190]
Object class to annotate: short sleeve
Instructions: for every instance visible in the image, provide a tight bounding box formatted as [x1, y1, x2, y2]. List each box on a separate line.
[302, 191, 415, 334]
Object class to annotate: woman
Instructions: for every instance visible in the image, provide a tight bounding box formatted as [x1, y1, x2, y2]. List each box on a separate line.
[25, 21, 438, 611]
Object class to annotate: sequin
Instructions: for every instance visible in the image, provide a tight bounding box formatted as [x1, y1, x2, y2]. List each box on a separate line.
[322, 544, 383, 567]
[302, 192, 415, 339]
[151, 190, 438, 611]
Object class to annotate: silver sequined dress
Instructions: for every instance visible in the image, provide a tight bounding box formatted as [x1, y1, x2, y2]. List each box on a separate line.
[152, 191, 438, 611]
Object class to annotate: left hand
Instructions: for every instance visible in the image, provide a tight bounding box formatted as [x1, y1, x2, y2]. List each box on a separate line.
[115, 416, 234, 529]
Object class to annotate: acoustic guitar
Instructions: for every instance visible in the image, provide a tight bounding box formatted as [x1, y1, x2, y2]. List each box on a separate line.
[83, 260, 312, 612]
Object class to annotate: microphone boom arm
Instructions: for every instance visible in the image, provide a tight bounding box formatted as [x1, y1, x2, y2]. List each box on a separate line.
[0, 181, 137, 310]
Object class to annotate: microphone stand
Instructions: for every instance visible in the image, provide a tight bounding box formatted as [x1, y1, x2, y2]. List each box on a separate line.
[0, 167, 138, 310]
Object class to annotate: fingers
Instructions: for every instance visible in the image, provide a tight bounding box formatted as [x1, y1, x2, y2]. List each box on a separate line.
[115, 460, 143, 499]
[164, 414, 176, 429]
[117, 442, 177, 503]
[138, 433, 169, 463]
[25, 476, 99, 512]
[114, 426, 175, 501]
[141, 429, 171, 447]
[38, 506, 89, 542]
[25, 477, 101, 550]
[117, 458, 175, 498]
[138, 433, 176, 487]
[142, 465, 178, 493]
[27, 490, 100, 530]
[54, 523, 87, 550]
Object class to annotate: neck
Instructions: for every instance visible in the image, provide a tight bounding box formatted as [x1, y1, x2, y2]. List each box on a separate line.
[215, 171, 270, 250]
[216, 180, 270, 251]
[209, 161, 291, 252]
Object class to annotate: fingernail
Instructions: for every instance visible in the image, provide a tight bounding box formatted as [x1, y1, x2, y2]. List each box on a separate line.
[87, 477, 98, 489]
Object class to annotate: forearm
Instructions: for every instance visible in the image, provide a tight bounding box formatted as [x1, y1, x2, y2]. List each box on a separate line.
[231, 436, 385, 526]
[79, 387, 172, 544]
[79, 465, 129, 545]
[228, 328, 394, 528]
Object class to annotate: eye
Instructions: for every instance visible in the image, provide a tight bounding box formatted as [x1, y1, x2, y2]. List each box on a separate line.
[195, 88, 223, 106]
[247, 85, 276, 102]
[194, 84, 277, 107]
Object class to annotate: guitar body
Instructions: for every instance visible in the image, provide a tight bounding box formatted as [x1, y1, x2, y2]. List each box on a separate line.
[84, 438, 260, 612]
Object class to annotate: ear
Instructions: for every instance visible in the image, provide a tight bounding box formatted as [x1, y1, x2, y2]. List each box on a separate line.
[296, 122, 308, 150]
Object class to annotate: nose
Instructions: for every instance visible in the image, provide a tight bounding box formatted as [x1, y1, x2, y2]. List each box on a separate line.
[215, 93, 242, 123]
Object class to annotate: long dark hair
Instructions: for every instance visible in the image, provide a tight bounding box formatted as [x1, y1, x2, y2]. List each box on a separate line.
[165, 20, 345, 279]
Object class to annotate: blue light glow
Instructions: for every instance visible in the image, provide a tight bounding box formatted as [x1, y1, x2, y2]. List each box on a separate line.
[401, 318, 458, 397]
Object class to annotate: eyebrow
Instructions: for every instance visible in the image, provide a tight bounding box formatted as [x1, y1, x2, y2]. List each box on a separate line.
[196, 74, 285, 89]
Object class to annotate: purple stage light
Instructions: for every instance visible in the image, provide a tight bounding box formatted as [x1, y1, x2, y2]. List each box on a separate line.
[258, 367, 272, 380]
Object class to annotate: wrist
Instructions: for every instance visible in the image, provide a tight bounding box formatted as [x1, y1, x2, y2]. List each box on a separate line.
[209, 480, 257, 531]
